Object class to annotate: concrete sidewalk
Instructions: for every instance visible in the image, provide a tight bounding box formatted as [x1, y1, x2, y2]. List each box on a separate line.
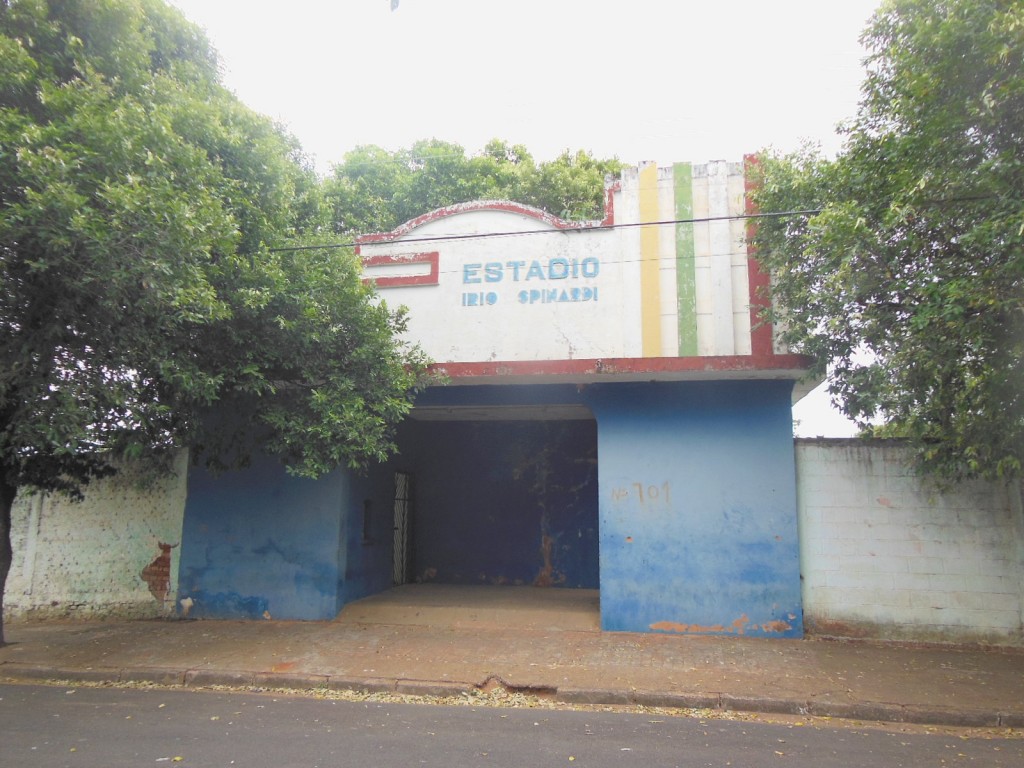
[1, 586, 1022, 728]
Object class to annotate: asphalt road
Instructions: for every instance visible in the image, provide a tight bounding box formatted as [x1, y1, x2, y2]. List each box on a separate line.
[1, 683, 1021, 767]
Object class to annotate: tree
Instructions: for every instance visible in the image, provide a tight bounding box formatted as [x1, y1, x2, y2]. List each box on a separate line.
[325, 139, 622, 237]
[0, 0, 426, 644]
[752, 0, 1024, 482]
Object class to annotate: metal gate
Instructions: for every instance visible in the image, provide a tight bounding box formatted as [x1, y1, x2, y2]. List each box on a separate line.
[392, 472, 413, 585]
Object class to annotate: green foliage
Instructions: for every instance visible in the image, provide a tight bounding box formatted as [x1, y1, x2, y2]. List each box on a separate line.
[752, 0, 1024, 481]
[0, 0, 428, 502]
[325, 138, 622, 236]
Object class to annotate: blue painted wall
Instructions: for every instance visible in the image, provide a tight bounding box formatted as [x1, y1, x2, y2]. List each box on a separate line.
[179, 454, 347, 620]
[339, 460, 402, 606]
[584, 380, 803, 637]
[178, 379, 802, 635]
[397, 418, 599, 588]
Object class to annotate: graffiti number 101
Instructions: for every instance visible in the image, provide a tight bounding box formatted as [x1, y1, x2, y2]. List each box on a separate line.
[610, 482, 671, 506]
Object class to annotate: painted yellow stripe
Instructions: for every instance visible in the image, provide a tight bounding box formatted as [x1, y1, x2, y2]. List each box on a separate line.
[639, 163, 662, 357]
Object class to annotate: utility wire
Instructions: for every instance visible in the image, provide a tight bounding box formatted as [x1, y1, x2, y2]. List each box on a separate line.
[268, 208, 823, 253]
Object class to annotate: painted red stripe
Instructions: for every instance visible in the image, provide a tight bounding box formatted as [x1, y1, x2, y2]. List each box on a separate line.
[744, 154, 774, 358]
[429, 354, 813, 381]
[361, 251, 439, 288]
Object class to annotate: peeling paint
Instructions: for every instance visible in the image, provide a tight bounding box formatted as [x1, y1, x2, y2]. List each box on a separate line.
[759, 620, 793, 633]
[649, 614, 794, 636]
[650, 620, 724, 634]
[361, 251, 439, 288]
[140, 542, 178, 602]
[650, 614, 751, 635]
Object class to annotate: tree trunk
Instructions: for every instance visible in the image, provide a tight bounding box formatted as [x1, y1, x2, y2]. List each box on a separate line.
[0, 477, 16, 647]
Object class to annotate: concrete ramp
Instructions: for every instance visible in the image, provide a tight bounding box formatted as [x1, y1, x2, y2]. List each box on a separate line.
[336, 584, 600, 632]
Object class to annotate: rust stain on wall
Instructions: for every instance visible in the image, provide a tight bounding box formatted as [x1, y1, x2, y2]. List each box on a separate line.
[759, 620, 793, 633]
[649, 614, 793, 636]
[140, 542, 178, 602]
[650, 620, 724, 634]
[533, 534, 565, 587]
[650, 614, 751, 635]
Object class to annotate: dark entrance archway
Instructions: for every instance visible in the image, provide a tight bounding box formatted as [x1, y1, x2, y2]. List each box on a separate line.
[394, 407, 599, 591]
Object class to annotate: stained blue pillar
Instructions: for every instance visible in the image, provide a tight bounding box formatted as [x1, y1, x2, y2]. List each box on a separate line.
[585, 380, 803, 637]
[178, 455, 346, 620]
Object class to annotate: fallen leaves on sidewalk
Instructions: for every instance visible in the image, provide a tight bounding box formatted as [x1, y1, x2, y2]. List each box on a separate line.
[10, 676, 1024, 741]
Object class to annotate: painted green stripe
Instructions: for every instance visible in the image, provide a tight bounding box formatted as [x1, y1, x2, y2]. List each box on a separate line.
[674, 163, 698, 356]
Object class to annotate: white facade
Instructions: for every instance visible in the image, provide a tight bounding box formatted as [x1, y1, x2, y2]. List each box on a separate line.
[358, 161, 771, 368]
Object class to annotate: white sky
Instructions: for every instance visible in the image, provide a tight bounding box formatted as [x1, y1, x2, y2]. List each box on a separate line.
[168, 0, 881, 436]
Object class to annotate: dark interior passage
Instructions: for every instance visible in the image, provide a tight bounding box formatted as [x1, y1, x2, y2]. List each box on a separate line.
[395, 418, 599, 588]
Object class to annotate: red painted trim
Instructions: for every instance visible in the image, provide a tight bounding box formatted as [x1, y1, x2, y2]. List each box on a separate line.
[601, 181, 620, 227]
[361, 251, 439, 288]
[356, 194, 617, 245]
[744, 154, 774, 357]
[429, 354, 813, 382]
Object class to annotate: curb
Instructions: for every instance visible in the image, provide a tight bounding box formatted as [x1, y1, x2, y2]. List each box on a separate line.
[1, 663, 1019, 729]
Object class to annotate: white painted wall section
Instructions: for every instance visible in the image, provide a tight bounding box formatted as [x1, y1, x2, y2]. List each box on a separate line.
[5, 452, 188, 620]
[797, 439, 1024, 644]
[360, 208, 623, 362]
[727, 166, 752, 355]
[656, 165, 679, 356]
[706, 161, 736, 355]
[616, 169, 644, 357]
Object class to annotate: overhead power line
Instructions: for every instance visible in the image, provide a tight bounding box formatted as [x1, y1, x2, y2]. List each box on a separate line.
[268, 208, 823, 253]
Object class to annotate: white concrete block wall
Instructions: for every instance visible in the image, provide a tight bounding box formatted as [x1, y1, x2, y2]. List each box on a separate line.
[796, 439, 1024, 644]
[5, 451, 188, 620]
[6, 437, 1020, 644]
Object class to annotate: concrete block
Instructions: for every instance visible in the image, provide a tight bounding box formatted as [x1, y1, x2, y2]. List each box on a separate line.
[907, 558, 948, 577]
[806, 699, 904, 723]
[326, 677, 396, 694]
[557, 687, 633, 706]
[952, 590, 1019, 612]
[874, 589, 913, 609]
[395, 680, 474, 697]
[253, 672, 330, 690]
[908, 590, 952, 610]
[927, 573, 969, 593]
[720, 694, 807, 716]
[1, 664, 119, 684]
[962, 609, 1021, 633]
[801, 585, 843, 611]
[824, 570, 894, 591]
[836, 553, 890, 576]
[185, 669, 256, 688]
[900, 706, 999, 728]
[120, 667, 186, 686]
[631, 691, 721, 710]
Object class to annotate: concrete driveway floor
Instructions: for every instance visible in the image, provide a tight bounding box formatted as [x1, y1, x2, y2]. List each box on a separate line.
[2, 585, 1022, 728]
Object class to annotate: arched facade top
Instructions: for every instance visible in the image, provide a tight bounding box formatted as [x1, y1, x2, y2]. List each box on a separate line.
[356, 160, 813, 389]
[355, 190, 617, 246]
